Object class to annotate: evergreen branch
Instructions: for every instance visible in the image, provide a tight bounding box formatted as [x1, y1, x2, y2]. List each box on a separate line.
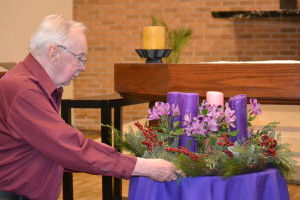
[101, 124, 147, 157]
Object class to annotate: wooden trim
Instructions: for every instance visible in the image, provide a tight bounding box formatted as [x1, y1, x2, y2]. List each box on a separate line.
[114, 63, 300, 105]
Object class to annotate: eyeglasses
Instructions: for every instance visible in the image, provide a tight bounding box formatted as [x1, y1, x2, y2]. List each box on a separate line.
[57, 45, 87, 66]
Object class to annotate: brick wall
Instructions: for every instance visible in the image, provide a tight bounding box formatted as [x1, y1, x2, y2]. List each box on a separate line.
[72, 0, 300, 131]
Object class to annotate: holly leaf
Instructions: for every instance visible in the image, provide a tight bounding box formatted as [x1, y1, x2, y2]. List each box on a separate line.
[172, 128, 185, 136]
[226, 130, 239, 137]
[173, 121, 181, 129]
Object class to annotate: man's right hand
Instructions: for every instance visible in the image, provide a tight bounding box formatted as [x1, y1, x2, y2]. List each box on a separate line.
[131, 158, 186, 182]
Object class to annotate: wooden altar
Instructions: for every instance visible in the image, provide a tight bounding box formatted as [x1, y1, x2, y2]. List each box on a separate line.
[114, 63, 300, 105]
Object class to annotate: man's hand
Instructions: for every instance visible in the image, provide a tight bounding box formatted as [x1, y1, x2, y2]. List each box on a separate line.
[131, 158, 186, 182]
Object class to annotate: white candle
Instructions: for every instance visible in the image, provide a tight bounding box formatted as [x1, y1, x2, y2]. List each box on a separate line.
[143, 26, 165, 49]
[206, 91, 224, 107]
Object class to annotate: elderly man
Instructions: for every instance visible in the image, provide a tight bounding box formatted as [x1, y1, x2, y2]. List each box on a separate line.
[0, 15, 184, 200]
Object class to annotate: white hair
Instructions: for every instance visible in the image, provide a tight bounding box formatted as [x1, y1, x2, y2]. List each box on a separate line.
[29, 15, 87, 55]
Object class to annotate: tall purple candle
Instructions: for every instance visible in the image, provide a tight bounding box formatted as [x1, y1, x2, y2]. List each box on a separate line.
[179, 92, 199, 152]
[167, 91, 182, 123]
[229, 94, 248, 142]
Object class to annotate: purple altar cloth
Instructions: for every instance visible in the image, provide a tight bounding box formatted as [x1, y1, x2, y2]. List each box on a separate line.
[128, 169, 289, 200]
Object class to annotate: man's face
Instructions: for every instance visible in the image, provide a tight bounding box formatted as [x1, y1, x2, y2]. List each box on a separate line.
[54, 30, 88, 87]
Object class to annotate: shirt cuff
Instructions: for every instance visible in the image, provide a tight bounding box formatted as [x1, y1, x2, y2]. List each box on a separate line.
[113, 153, 137, 179]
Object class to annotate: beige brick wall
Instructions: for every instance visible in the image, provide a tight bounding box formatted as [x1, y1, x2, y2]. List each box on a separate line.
[72, 0, 300, 131]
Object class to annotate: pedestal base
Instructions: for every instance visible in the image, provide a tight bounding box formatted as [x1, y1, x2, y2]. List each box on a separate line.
[135, 49, 172, 63]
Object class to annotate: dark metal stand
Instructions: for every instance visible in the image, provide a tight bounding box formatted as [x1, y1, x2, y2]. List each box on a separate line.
[280, 0, 297, 9]
[60, 93, 147, 200]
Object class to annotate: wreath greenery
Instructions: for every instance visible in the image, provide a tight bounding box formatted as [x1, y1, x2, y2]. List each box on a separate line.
[106, 99, 296, 179]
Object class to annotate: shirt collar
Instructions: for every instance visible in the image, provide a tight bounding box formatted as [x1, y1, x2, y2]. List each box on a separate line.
[23, 53, 62, 95]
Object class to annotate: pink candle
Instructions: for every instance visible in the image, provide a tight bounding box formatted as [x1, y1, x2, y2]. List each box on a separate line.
[206, 91, 224, 107]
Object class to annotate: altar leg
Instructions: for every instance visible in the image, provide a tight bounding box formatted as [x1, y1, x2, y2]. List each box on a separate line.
[101, 105, 113, 200]
[61, 103, 74, 200]
[113, 106, 123, 200]
[62, 173, 73, 200]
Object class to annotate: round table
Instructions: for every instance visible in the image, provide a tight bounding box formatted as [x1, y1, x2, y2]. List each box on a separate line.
[128, 169, 289, 200]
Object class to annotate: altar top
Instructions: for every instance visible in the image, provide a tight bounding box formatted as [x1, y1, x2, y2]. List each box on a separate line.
[114, 63, 300, 105]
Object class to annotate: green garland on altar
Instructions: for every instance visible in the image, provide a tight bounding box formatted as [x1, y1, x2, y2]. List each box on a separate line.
[105, 99, 296, 180]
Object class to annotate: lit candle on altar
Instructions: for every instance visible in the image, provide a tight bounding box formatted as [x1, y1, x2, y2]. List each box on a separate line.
[143, 26, 165, 49]
[206, 91, 224, 106]
[228, 94, 248, 142]
[167, 91, 182, 123]
[179, 92, 199, 152]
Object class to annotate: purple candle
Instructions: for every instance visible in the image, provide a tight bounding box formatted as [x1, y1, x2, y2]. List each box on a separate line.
[228, 94, 248, 142]
[179, 92, 199, 152]
[167, 91, 182, 123]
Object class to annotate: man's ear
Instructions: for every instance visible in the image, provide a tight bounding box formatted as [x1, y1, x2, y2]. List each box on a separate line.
[48, 44, 59, 65]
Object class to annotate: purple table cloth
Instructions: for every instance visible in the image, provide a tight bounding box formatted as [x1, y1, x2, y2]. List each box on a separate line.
[128, 169, 289, 200]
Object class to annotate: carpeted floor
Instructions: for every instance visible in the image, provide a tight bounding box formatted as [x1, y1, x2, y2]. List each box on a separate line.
[58, 172, 129, 200]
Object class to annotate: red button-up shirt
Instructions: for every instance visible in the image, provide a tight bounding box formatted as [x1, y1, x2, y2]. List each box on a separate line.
[0, 54, 137, 200]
